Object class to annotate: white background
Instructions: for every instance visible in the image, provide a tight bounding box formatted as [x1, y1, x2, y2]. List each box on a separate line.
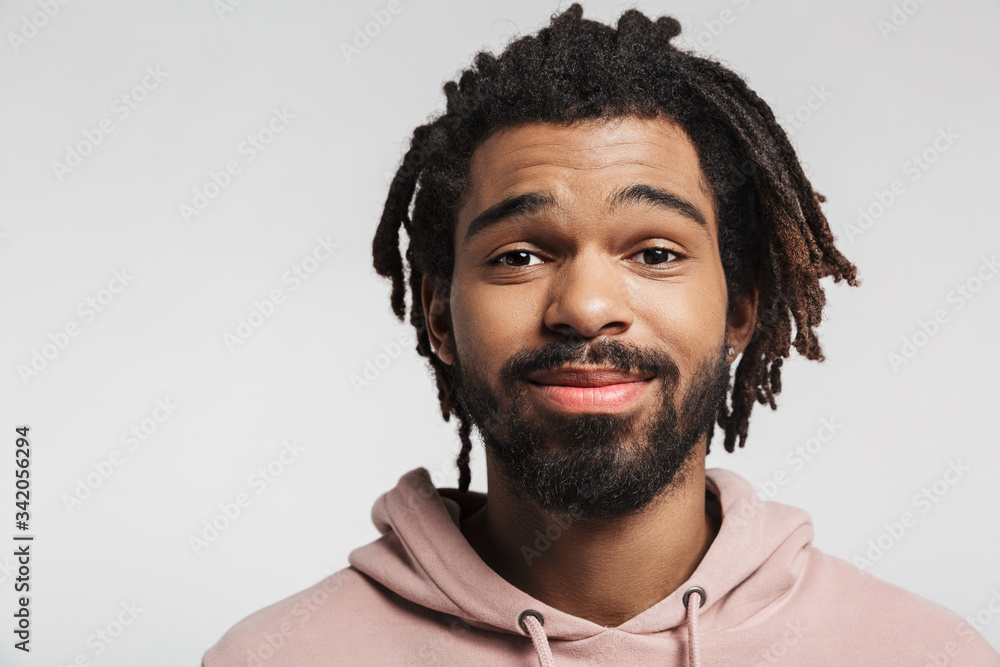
[1, 0, 998, 664]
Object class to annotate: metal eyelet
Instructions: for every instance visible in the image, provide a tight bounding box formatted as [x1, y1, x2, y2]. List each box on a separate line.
[518, 609, 545, 634]
[682, 586, 706, 609]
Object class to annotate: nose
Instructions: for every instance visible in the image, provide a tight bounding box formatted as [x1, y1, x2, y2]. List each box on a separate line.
[542, 249, 634, 341]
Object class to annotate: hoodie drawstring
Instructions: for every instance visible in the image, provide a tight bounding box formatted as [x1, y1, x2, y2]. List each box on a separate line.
[519, 589, 704, 667]
[519, 610, 554, 667]
[683, 586, 706, 667]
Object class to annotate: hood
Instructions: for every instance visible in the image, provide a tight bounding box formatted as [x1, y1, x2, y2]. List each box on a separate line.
[348, 466, 813, 666]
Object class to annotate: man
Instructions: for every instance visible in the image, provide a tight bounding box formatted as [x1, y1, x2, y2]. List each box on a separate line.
[203, 5, 1000, 665]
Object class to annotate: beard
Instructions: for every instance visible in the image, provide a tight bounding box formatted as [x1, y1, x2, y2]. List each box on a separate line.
[449, 336, 732, 520]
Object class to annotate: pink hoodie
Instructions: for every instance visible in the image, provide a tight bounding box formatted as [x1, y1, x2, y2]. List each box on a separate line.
[202, 466, 1000, 666]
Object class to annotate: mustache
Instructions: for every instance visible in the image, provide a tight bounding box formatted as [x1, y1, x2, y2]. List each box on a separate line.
[499, 337, 681, 387]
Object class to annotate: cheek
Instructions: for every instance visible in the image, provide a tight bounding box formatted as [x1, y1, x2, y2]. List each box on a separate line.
[633, 275, 728, 366]
[450, 280, 535, 368]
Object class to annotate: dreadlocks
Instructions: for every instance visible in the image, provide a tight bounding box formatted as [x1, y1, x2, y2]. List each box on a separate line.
[371, 3, 859, 493]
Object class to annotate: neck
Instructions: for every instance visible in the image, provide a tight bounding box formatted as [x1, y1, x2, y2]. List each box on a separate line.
[461, 440, 720, 628]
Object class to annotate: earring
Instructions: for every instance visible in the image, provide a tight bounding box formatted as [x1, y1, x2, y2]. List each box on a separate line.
[726, 346, 735, 356]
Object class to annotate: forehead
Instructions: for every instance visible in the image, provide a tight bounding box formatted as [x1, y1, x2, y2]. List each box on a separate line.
[456, 115, 717, 244]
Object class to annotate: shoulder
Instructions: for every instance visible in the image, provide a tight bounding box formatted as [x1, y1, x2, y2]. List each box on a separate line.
[201, 567, 415, 667]
[789, 547, 1000, 665]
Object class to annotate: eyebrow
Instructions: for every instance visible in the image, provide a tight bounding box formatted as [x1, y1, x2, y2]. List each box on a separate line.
[460, 183, 711, 250]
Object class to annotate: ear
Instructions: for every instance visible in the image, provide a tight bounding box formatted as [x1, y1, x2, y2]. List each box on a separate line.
[725, 286, 758, 362]
[421, 274, 455, 365]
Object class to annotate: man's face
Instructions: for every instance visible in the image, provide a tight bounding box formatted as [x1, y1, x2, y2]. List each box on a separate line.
[423, 114, 751, 518]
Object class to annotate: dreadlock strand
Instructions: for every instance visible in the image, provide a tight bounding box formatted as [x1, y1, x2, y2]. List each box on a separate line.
[454, 402, 474, 493]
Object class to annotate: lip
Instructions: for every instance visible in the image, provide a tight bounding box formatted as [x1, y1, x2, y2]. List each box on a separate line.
[527, 366, 654, 387]
[526, 367, 655, 413]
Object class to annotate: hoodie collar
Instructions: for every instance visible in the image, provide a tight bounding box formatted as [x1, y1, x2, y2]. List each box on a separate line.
[348, 466, 813, 641]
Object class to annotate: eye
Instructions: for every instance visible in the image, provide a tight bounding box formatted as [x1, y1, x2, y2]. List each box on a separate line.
[489, 250, 544, 268]
[629, 246, 685, 266]
[487, 246, 686, 269]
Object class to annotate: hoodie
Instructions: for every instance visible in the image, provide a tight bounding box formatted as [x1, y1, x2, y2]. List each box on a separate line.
[202, 466, 1000, 666]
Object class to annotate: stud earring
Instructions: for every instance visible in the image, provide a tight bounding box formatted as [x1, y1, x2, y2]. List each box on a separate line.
[726, 346, 735, 356]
